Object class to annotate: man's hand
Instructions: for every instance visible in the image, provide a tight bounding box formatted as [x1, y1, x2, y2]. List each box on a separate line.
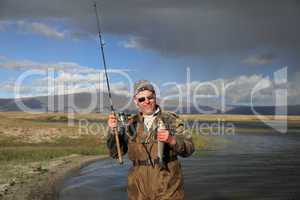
[108, 113, 117, 129]
[157, 129, 176, 145]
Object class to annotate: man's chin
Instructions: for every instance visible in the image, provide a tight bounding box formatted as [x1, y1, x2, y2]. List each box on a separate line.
[142, 108, 155, 115]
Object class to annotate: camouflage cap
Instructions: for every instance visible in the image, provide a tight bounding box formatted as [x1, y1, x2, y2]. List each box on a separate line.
[134, 80, 155, 96]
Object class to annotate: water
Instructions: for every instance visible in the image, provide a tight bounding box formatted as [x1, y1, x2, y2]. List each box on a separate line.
[59, 133, 300, 200]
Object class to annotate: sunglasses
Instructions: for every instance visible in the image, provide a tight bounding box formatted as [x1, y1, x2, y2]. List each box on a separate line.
[137, 95, 155, 103]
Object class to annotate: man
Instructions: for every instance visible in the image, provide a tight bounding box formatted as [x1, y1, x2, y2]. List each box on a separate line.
[107, 80, 194, 200]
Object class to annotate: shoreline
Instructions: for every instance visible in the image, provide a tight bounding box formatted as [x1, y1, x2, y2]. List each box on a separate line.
[1, 154, 109, 200]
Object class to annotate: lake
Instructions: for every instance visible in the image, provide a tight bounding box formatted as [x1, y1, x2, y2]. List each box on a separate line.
[59, 132, 300, 200]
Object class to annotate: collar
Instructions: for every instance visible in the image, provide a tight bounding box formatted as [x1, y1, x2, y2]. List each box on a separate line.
[144, 106, 160, 118]
[138, 105, 161, 122]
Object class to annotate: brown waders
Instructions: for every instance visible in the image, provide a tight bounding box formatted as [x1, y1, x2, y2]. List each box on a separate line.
[107, 109, 194, 200]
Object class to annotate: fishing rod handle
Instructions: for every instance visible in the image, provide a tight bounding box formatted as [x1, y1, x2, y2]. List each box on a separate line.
[113, 126, 123, 164]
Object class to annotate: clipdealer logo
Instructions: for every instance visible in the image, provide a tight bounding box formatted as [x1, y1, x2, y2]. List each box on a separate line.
[250, 67, 288, 133]
[13, 66, 289, 135]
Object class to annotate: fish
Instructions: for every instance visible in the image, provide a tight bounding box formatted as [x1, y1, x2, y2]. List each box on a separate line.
[157, 119, 167, 170]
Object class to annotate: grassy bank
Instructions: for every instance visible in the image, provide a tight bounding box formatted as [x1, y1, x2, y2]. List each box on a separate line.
[2, 111, 299, 163]
[0, 112, 111, 198]
[0, 135, 107, 193]
[3, 111, 298, 165]
[0, 136, 107, 163]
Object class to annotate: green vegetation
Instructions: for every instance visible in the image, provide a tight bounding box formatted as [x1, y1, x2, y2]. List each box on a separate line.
[1, 111, 300, 167]
[0, 135, 107, 163]
[191, 132, 232, 156]
[0, 112, 110, 169]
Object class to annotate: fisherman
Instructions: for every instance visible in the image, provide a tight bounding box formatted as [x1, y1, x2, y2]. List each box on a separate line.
[107, 80, 195, 200]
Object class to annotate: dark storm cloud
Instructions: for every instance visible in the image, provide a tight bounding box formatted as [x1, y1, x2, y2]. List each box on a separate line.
[1, 0, 300, 56]
[242, 53, 277, 66]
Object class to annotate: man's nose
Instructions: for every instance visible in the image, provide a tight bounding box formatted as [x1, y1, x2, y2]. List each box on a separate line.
[144, 98, 151, 104]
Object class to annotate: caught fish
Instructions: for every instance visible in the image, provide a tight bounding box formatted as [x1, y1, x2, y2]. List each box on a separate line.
[157, 119, 166, 169]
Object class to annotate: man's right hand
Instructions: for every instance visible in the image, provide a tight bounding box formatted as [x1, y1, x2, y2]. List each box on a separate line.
[108, 113, 117, 129]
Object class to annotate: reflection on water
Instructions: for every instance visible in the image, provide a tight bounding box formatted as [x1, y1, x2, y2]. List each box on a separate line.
[59, 133, 300, 200]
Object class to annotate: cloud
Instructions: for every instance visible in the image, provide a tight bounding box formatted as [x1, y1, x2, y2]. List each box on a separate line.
[26, 22, 65, 39]
[1, 62, 299, 105]
[120, 37, 143, 49]
[54, 72, 102, 84]
[0, 59, 40, 70]
[242, 53, 277, 65]
[0, 20, 92, 40]
[288, 70, 300, 105]
[0, 20, 66, 39]
[1, 0, 300, 56]
[0, 57, 97, 73]
[0, 57, 133, 97]
[0, 81, 46, 97]
[160, 74, 300, 107]
[0, 74, 131, 98]
[69, 31, 92, 40]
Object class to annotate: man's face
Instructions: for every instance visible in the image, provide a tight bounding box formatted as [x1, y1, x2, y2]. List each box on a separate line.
[134, 90, 156, 115]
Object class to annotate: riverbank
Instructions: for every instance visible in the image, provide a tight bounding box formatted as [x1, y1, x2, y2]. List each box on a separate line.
[0, 154, 108, 200]
[1, 111, 299, 199]
[0, 112, 109, 200]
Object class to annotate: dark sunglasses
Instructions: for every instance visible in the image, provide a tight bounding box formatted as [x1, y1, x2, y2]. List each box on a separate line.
[137, 95, 155, 103]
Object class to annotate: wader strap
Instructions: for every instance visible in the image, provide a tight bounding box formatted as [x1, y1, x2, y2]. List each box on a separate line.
[132, 157, 177, 166]
[142, 143, 154, 167]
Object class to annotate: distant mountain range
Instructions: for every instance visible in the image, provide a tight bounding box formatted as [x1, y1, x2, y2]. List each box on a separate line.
[0, 92, 132, 113]
[0, 92, 299, 115]
[225, 105, 300, 116]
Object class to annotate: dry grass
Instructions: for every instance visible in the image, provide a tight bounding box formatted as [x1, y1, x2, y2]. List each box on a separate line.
[2, 111, 300, 122]
[0, 111, 108, 121]
[0, 112, 109, 144]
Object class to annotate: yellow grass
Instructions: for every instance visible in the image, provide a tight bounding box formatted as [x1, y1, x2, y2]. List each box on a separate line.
[2, 111, 300, 122]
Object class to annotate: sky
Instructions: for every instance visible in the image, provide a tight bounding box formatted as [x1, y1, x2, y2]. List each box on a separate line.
[0, 0, 299, 107]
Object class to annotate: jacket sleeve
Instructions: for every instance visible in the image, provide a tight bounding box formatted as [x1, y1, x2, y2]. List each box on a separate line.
[106, 126, 128, 159]
[172, 116, 195, 157]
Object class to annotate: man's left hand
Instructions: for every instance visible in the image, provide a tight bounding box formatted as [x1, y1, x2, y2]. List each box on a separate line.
[157, 129, 176, 145]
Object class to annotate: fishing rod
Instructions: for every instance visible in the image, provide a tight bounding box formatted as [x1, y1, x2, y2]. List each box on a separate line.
[93, 2, 123, 164]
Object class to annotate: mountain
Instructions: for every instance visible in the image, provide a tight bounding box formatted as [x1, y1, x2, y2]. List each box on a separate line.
[1, 93, 299, 115]
[0, 97, 43, 111]
[0, 92, 217, 114]
[0, 92, 134, 113]
[226, 105, 300, 115]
